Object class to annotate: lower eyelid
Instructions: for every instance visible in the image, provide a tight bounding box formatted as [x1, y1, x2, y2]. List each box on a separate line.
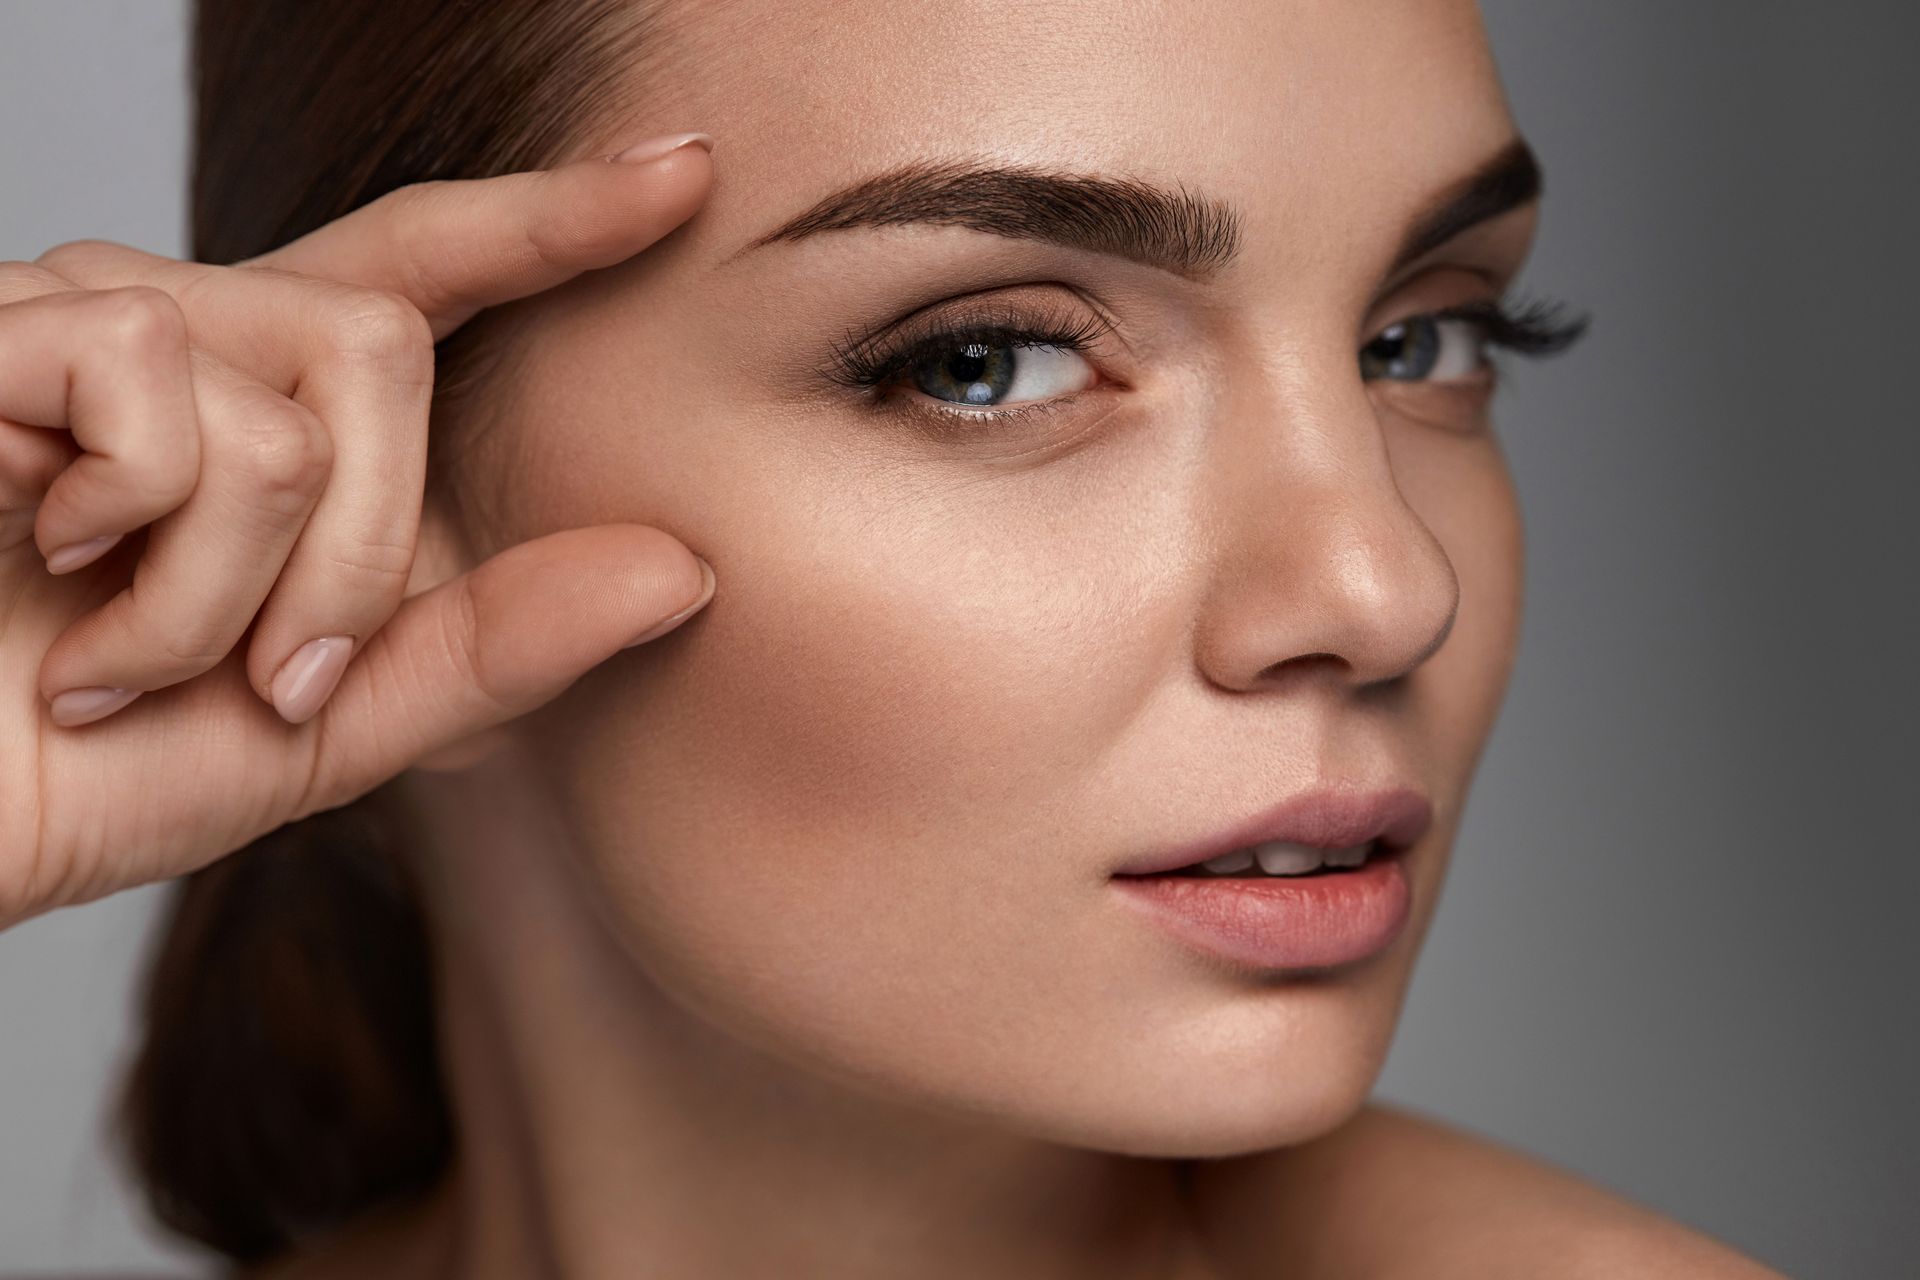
[1372, 374, 1497, 429]
[890, 385, 1107, 445]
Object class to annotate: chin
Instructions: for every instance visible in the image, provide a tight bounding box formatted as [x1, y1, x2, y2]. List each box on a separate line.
[888, 974, 1412, 1162]
[989, 1056, 1389, 1162]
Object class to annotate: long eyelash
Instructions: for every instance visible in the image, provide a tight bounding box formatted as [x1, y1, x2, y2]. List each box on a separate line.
[822, 297, 1111, 392]
[1432, 292, 1592, 358]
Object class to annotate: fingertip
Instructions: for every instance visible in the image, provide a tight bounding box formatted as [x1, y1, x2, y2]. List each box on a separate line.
[603, 131, 714, 165]
[546, 138, 714, 271]
[621, 554, 715, 649]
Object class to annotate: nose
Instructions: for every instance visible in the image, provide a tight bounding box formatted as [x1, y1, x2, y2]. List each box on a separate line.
[1193, 360, 1460, 693]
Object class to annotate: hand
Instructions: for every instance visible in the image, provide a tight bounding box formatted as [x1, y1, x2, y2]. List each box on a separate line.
[0, 133, 717, 928]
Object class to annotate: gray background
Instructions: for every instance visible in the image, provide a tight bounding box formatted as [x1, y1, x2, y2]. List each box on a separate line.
[1, 2, 1913, 1275]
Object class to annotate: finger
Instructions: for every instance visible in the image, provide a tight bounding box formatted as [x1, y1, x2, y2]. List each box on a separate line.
[0, 287, 202, 565]
[33, 247, 437, 724]
[0, 419, 81, 510]
[234, 283, 434, 723]
[293, 524, 714, 815]
[37, 350, 332, 718]
[241, 133, 714, 339]
[0, 256, 80, 304]
[0, 422, 79, 552]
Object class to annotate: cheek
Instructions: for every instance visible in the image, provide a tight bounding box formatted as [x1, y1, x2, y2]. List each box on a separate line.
[516, 454, 1199, 1092]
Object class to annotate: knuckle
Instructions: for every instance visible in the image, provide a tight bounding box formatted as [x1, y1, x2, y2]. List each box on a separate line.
[327, 534, 417, 588]
[153, 624, 233, 673]
[34, 238, 118, 276]
[324, 288, 434, 374]
[107, 600, 230, 674]
[232, 400, 334, 507]
[91, 285, 188, 356]
[443, 574, 516, 718]
[0, 258, 70, 298]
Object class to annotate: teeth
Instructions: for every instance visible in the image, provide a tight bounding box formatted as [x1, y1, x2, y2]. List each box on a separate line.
[1252, 841, 1325, 875]
[1323, 842, 1372, 868]
[1200, 848, 1256, 874]
[1185, 841, 1376, 876]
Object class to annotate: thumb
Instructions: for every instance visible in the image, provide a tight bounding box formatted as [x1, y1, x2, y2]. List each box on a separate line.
[292, 524, 713, 816]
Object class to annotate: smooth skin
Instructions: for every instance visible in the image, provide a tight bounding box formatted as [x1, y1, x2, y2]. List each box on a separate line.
[2, 1, 1783, 1276]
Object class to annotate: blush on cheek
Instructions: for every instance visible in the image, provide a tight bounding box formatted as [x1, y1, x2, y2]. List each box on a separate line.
[515, 504, 1170, 1008]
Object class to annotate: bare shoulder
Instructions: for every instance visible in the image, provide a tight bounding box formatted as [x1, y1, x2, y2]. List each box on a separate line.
[1185, 1101, 1789, 1279]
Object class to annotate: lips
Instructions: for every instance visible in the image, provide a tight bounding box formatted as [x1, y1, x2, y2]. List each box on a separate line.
[1110, 786, 1433, 878]
[1107, 786, 1432, 972]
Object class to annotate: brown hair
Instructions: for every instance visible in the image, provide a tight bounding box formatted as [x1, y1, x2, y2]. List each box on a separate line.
[118, 0, 660, 1263]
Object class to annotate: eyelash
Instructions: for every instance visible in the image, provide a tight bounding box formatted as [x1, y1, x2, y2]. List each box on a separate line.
[1420, 293, 1591, 365]
[822, 294, 1111, 397]
[823, 290, 1590, 428]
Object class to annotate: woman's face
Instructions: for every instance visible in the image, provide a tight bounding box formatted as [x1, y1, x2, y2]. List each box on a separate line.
[448, 0, 1536, 1154]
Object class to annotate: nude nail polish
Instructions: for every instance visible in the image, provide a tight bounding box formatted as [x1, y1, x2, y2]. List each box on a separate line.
[607, 132, 714, 164]
[45, 532, 123, 575]
[271, 636, 354, 724]
[49, 686, 140, 728]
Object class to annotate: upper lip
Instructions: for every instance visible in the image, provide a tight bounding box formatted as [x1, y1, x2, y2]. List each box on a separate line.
[1111, 785, 1434, 876]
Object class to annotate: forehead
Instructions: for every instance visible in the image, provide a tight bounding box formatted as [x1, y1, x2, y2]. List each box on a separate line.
[619, 0, 1515, 274]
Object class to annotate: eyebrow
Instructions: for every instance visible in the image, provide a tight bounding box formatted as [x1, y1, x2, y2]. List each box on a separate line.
[725, 136, 1541, 282]
[725, 157, 1241, 279]
[1386, 136, 1541, 276]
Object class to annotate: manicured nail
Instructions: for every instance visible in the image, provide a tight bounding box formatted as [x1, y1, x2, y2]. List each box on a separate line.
[622, 557, 715, 648]
[49, 686, 140, 728]
[607, 131, 714, 164]
[45, 532, 123, 575]
[271, 635, 354, 724]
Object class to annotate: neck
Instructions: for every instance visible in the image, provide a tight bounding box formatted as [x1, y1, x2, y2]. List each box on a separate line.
[374, 746, 1210, 1280]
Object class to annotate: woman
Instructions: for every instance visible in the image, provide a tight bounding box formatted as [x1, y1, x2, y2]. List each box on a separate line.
[0, 0, 1785, 1275]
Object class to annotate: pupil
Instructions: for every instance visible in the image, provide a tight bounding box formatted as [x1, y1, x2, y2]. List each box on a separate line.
[951, 342, 988, 382]
[912, 339, 1018, 407]
[1361, 315, 1439, 381]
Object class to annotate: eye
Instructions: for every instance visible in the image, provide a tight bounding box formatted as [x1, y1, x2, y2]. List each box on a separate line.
[1360, 295, 1592, 386]
[903, 337, 1099, 410]
[1359, 313, 1488, 383]
[821, 295, 1117, 429]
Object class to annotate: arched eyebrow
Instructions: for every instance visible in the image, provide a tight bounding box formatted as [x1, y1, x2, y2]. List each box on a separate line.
[1387, 136, 1541, 276]
[720, 136, 1540, 283]
[722, 157, 1242, 279]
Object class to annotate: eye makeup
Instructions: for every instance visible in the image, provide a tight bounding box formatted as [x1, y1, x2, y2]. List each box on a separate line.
[818, 283, 1588, 438]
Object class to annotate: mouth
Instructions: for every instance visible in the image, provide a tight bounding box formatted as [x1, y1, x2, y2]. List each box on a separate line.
[1146, 836, 1388, 879]
[1108, 840, 1414, 972]
[1109, 785, 1432, 879]
[1107, 785, 1429, 973]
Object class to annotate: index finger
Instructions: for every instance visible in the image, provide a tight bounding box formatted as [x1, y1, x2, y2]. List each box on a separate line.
[241, 132, 714, 340]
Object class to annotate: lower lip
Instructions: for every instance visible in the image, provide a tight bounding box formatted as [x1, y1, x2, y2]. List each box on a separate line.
[1109, 847, 1412, 972]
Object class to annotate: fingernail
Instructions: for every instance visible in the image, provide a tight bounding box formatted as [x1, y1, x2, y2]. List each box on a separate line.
[49, 686, 141, 728]
[45, 532, 123, 575]
[271, 635, 354, 724]
[622, 557, 715, 648]
[606, 131, 714, 165]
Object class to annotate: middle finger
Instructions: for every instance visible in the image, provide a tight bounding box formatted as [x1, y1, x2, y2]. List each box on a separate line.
[40, 241, 433, 716]
[40, 348, 333, 705]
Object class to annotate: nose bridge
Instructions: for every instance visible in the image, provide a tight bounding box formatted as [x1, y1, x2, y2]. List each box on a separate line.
[1194, 348, 1461, 691]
